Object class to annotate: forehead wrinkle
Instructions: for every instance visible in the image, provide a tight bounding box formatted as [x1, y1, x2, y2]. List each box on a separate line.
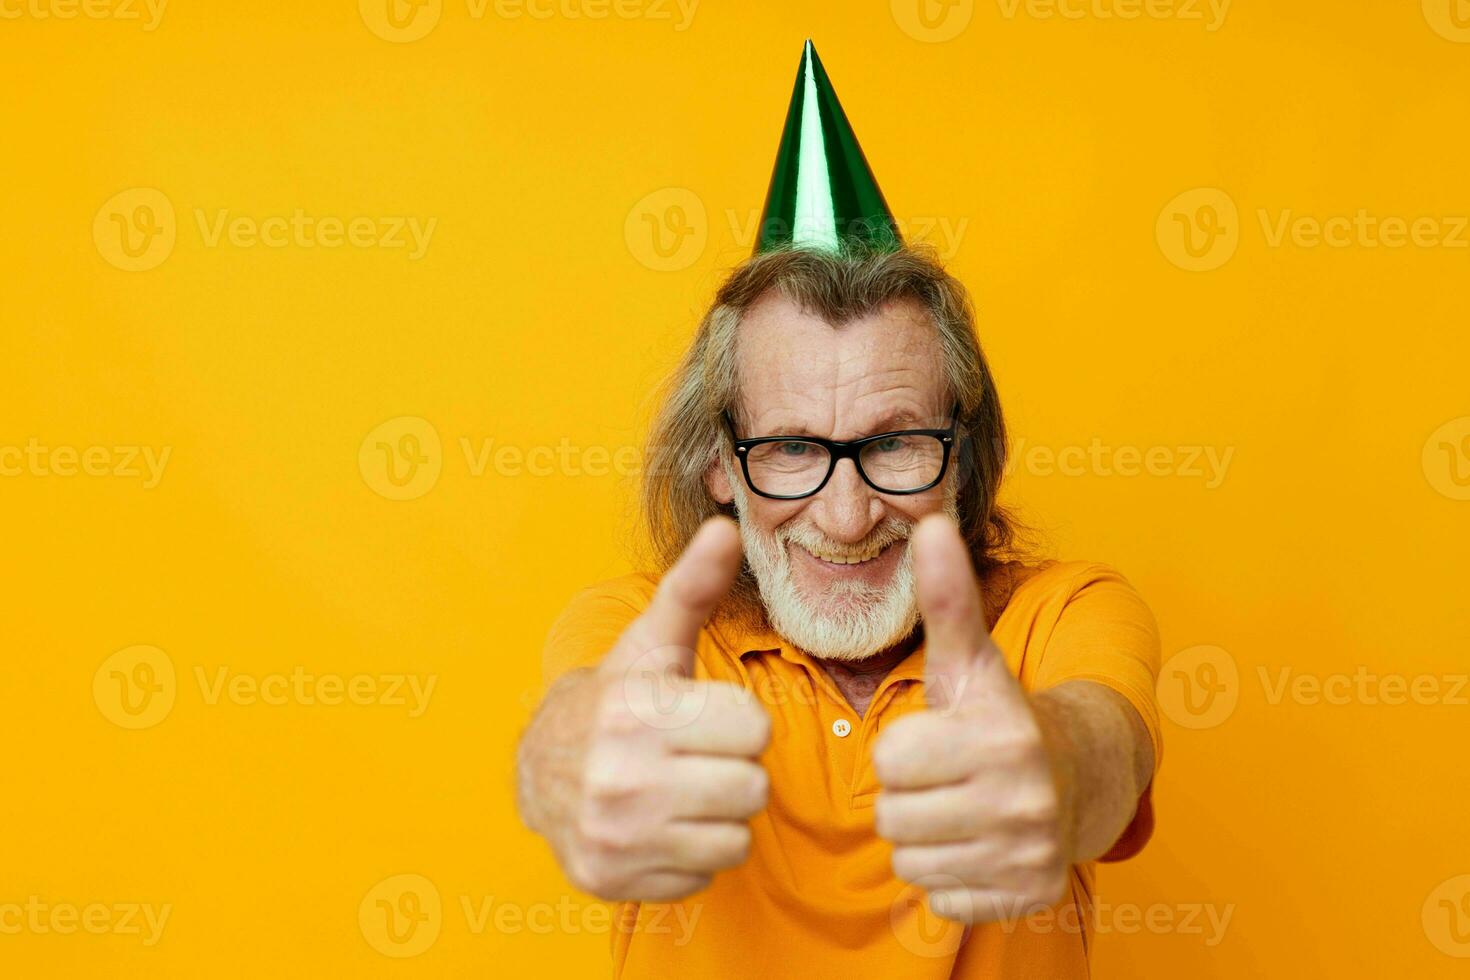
[737, 337, 839, 414]
[731, 292, 945, 431]
[828, 330, 945, 419]
[839, 384, 945, 437]
[733, 311, 838, 419]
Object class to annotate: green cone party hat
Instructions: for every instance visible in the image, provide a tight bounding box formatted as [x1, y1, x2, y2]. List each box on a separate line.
[755, 40, 902, 255]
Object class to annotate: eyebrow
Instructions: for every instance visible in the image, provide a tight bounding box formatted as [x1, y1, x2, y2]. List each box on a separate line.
[754, 410, 936, 439]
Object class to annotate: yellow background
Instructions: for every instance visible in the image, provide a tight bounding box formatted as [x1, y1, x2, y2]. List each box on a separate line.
[3, 0, 1469, 975]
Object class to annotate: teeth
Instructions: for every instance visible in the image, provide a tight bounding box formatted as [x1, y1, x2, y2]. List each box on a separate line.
[803, 544, 883, 565]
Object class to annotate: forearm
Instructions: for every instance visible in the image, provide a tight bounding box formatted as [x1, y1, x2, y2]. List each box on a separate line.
[1031, 679, 1155, 864]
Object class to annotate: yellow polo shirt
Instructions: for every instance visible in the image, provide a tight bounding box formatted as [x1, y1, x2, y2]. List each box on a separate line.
[542, 559, 1162, 978]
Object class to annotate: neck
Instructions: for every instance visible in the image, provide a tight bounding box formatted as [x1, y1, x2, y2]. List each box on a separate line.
[816, 630, 922, 717]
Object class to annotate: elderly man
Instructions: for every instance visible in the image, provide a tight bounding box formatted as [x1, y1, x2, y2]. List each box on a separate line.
[517, 42, 1160, 978]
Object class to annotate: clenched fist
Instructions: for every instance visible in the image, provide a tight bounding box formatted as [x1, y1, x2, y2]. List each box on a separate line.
[518, 518, 771, 901]
[873, 515, 1071, 925]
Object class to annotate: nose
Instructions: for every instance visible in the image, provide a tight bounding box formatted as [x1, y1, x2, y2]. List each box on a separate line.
[808, 456, 884, 543]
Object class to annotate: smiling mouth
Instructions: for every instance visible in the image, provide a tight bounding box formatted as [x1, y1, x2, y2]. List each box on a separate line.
[797, 541, 894, 567]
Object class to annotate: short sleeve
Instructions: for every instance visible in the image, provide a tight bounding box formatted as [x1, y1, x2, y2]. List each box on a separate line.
[540, 575, 656, 686]
[1032, 564, 1162, 862]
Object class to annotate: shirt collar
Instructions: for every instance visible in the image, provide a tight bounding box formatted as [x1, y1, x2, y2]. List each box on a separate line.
[712, 615, 928, 699]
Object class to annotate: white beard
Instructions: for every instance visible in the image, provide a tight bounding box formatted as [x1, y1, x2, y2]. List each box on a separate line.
[728, 464, 958, 662]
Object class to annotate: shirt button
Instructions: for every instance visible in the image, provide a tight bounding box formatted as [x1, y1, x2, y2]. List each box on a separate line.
[831, 719, 852, 738]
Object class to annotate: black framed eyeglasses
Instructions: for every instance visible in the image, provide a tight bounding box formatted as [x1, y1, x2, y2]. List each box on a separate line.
[723, 405, 959, 500]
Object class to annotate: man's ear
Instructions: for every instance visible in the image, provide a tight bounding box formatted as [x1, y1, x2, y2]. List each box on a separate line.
[704, 455, 734, 505]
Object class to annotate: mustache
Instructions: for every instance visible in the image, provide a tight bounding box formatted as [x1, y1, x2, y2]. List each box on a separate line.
[774, 515, 914, 560]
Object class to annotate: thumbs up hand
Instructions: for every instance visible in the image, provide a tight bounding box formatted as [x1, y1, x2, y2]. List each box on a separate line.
[520, 517, 772, 902]
[873, 515, 1072, 924]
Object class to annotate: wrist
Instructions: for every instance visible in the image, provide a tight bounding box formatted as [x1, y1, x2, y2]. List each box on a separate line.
[516, 669, 600, 837]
